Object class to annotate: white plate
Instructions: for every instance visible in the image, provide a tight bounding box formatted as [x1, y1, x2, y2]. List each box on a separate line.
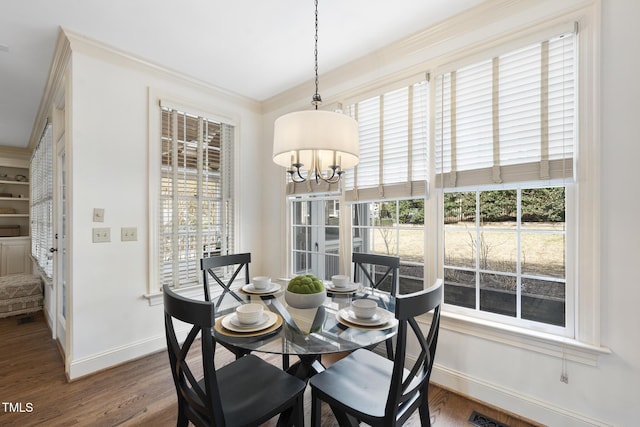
[222, 311, 278, 332]
[338, 307, 393, 327]
[325, 282, 360, 293]
[241, 283, 282, 294]
[229, 312, 269, 328]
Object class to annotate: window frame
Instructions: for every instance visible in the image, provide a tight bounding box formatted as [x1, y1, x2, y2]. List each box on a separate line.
[146, 92, 239, 299]
[351, 198, 426, 295]
[441, 182, 574, 337]
[427, 12, 606, 363]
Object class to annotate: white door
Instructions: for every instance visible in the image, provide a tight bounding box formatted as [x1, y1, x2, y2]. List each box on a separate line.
[291, 199, 340, 280]
[54, 137, 67, 352]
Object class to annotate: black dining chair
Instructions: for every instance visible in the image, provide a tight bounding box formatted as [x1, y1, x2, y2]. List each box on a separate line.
[352, 252, 400, 296]
[201, 253, 251, 307]
[201, 253, 252, 361]
[352, 252, 400, 358]
[308, 281, 443, 427]
[163, 284, 306, 427]
[200, 253, 291, 369]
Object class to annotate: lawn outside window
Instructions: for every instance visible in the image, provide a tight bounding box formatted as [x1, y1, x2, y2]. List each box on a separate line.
[443, 185, 569, 335]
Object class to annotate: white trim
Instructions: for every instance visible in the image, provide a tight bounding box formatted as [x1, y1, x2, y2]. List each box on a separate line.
[143, 283, 205, 307]
[431, 364, 614, 427]
[440, 311, 609, 367]
[67, 326, 186, 381]
[62, 28, 260, 114]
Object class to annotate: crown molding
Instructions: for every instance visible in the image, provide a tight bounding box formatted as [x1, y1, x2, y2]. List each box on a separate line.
[62, 28, 261, 113]
[27, 27, 71, 152]
[263, 0, 593, 114]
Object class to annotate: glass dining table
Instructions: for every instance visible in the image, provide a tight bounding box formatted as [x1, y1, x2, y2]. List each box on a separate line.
[211, 279, 398, 379]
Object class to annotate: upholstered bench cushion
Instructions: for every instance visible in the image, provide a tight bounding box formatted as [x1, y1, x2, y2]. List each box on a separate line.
[0, 274, 43, 318]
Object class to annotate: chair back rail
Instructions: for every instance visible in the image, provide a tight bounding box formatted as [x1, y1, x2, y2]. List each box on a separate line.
[352, 252, 400, 296]
[200, 253, 251, 305]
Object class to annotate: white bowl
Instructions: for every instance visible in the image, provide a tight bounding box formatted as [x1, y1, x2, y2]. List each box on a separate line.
[331, 275, 350, 288]
[235, 303, 264, 324]
[252, 276, 271, 290]
[351, 299, 378, 319]
[285, 289, 327, 309]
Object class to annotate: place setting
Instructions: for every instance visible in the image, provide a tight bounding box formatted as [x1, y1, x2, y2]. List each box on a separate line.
[336, 298, 397, 330]
[324, 275, 361, 294]
[215, 303, 283, 337]
[239, 276, 283, 295]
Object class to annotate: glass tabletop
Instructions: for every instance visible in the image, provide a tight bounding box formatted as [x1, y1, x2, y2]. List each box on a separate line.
[212, 280, 398, 357]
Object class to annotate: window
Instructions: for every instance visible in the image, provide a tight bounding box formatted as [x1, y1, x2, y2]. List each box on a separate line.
[435, 29, 575, 333]
[352, 199, 425, 294]
[30, 123, 53, 279]
[158, 106, 235, 289]
[444, 186, 567, 329]
[289, 196, 340, 280]
[345, 79, 429, 201]
[345, 79, 429, 292]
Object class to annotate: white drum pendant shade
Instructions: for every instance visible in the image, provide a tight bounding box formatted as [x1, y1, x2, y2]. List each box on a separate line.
[273, 110, 359, 170]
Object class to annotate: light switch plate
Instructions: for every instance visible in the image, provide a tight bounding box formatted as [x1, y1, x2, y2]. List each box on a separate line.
[93, 208, 105, 222]
[121, 227, 138, 241]
[92, 227, 110, 243]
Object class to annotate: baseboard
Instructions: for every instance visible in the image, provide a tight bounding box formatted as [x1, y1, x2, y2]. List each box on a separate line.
[67, 323, 195, 380]
[431, 364, 613, 427]
[67, 336, 162, 380]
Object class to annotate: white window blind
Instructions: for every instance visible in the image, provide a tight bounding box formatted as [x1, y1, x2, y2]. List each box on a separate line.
[159, 106, 234, 289]
[435, 30, 575, 187]
[30, 123, 53, 279]
[345, 79, 429, 202]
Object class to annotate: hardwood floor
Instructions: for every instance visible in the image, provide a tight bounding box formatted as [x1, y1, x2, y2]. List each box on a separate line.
[0, 312, 542, 426]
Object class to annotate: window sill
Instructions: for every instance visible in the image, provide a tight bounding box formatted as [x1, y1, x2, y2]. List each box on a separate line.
[143, 285, 205, 306]
[439, 311, 610, 366]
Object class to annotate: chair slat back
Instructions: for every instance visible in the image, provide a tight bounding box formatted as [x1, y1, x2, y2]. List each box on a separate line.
[200, 253, 251, 306]
[352, 252, 400, 296]
[386, 280, 443, 423]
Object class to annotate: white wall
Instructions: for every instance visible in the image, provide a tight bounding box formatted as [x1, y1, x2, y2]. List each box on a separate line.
[261, 0, 639, 425]
[64, 35, 264, 378]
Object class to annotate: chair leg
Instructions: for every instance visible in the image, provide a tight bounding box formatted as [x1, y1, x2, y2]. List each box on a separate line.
[385, 337, 394, 360]
[418, 399, 431, 427]
[311, 389, 321, 427]
[176, 405, 188, 427]
[330, 405, 359, 427]
[296, 394, 305, 427]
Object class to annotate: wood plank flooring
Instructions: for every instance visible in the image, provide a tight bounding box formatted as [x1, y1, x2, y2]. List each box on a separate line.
[0, 312, 542, 426]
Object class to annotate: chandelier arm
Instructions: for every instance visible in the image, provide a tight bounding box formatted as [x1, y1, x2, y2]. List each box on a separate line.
[288, 164, 307, 183]
[313, 161, 341, 184]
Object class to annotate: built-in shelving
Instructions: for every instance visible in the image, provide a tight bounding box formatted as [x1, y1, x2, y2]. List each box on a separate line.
[0, 165, 30, 238]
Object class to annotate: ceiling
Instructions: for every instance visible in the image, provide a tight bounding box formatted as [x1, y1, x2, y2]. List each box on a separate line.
[0, 0, 486, 149]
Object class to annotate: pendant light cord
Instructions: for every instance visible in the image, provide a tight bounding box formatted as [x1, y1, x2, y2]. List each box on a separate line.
[312, 0, 322, 109]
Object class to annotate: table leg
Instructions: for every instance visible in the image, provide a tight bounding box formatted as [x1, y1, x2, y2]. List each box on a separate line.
[286, 354, 325, 380]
